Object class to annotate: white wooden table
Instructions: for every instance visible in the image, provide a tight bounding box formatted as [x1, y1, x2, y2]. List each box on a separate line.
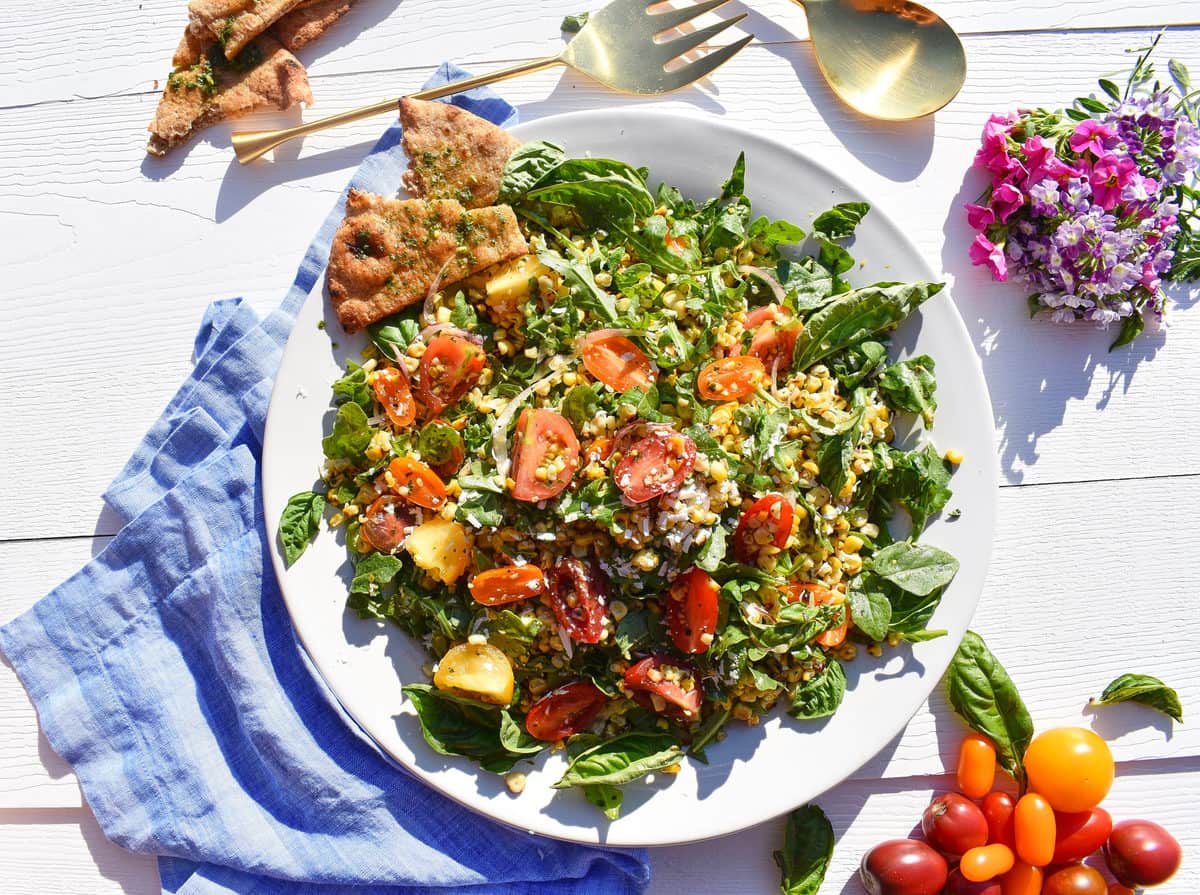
[2, 1, 1197, 891]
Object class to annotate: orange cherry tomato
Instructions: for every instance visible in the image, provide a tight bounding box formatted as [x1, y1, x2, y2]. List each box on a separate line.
[1000, 861, 1043, 895]
[960, 844, 1015, 883]
[468, 566, 546, 606]
[697, 355, 765, 401]
[783, 582, 850, 648]
[957, 733, 997, 799]
[1052, 806, 1112, 864]
[580, 329, 657, 392]
[386, 456, 447, 510]
[418, 332, 486, 415]
[665, 567, 720, 654]
[1024, 727, 1114, 812]
[373, 366, 417, 428]
[1013, 793, 1056, 867]
[509, 408, 580, 502]
[982, 791, 1017, 849]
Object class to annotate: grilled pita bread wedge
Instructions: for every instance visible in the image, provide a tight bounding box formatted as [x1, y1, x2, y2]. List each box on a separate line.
[188, 0, 307, 60]
[400, 98, 522, 209]
[327, 191, 529, 332]
[148, 35, 312, 157]
[272, 0, 358, 51]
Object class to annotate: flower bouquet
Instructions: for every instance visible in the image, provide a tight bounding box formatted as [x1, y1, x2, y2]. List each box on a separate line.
[966, 33, 1199, 348]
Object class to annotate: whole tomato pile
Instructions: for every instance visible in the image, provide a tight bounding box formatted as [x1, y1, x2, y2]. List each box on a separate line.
[860, 728, 1182, 895]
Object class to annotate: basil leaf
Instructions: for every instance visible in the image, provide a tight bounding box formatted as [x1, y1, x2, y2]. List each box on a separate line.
[498, 140, 565, 202]
[788, 659, 846, 720]
[322, 401, 372, 461]
[868, 540, 959, 596]
[499, 710, 546, 755]
[791, 281, 944, 370]
[1109, 312, 1145, 350]
[946, 631, 1033, 786]
[279, 490, 324, 566]
[688, 706, 731, 763]
[874, 443, 953, 531]
[812, 201, 870, 239]
[553, 731, 682, 789]
[583, 783, 623, 819]
[846, 574, 891, 641]
[878, 354, 938, 428]
[561, 12, 589, 33]
[402, 684, 528, 773]
[368, 316, 420, 362]
[331, 360, 373, 410]
[1090, 673, 1183, 722]
[774, 804, 834, 895]
[485, 611, 544, 663]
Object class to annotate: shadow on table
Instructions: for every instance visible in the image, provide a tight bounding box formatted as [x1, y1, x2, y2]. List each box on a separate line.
[938, 166, 1196, 485]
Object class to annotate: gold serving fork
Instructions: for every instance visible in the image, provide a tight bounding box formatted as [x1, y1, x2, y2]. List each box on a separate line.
[232, 0, 754, 164]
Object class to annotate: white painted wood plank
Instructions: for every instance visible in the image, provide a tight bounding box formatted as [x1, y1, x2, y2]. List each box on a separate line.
[1, 28, 1199, 540]
[1, 765, 1197, 893]
[2, 0, 1198, 107]
[4, 474, 1195, 808]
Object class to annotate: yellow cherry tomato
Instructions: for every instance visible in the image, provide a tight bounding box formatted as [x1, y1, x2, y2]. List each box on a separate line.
[960, 843, 1015, 882]
[1024, 727, 1114, 812]
[433, 642, 514, 705]
[1013, 793, 1056, 866]
[957, 732, 997, 799]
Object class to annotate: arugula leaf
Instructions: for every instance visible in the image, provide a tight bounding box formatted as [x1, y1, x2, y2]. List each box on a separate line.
[417, 421, 463, 467]
[322, 402, 372, 461]
[791, 282, 944, 370]
[449, 291, 477, 329]
[688, 706, 731, 762]
[536, 248, 618, 322]
[812, 201, 870, 239]
[878, 355, 938, 428]
[867, 540, 959, 596]
[694, 525, 727, 572]
[946, 631, 1033, 786]
[279, 490, 324, 566]
[554, 731, 682, 789]
[368, 315, 420, 362]
[748, 216, 806, 250]
[875, 443, 954, 531]
[788, 659, 846, 720]
[630, 212, 703, 273]
[1090, 673, 1183, 722]
[403, 684, 530, 773]
[774, 804, 835, 895]
[614, 609, 656, 659]
[829, 340, 887, 390]
[846, 574, 891, 641]
[498, 140, 565, 202]
[557, 477, 623, 529]
[778, 257, 841, 310]
[815, 389, 865, 498]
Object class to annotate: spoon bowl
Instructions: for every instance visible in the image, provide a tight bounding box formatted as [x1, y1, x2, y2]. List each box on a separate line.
[796, 0, 966, 119]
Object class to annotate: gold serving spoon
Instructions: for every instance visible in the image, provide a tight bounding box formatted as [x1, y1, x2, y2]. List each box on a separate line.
[794, 0, 966, 119]
[232, 0, 753, 164]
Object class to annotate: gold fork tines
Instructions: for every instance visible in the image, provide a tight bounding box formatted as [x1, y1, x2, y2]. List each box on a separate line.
[231, 0, 753, 163]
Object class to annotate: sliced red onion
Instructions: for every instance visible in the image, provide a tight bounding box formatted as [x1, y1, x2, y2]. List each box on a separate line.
[738, 265, 786, 304]
[421, 257, 455, 325]
[490, 368, 565, 479]
[418, 323, 484, 345]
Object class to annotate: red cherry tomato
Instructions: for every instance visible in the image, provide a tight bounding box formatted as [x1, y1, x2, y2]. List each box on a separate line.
[546, 557, 609, 644]
[1013, 793, 1056, 867]
[733, 494, 794, 564]
[981, 791, 1016, 849]
[944, 868, 1001, 895]
[860, 839, 949, 895]
[748, 320, 801, 373]
[418, 332, 485, 414]
[921, 793, 989, 858]
[468, 565, 546, 606]
[386, 456, 447, 510]
[510, 409, 580, 502]
[1000, 862, 1043, 895]
[957, 733, 997, 799]
[623, 655, 703, 721]
[1052, 807, 1112, 864]
[1104, 819, 1183, 887]
[1042, 864, 1107, 895]
[613, 429, 696, 503]
[580, 329, 657, 392]
[744, 303, 785, 330]
[360, 495, 415, 553]
[783, 582, 850, 648]
[665, 567, 720, 654]
[697, 355, 765, 401]
[373, 366, 416, 428]
[525, 681, 608, 741]
[959, 844, 1014, 882]
[1107, 885, 1135, 895]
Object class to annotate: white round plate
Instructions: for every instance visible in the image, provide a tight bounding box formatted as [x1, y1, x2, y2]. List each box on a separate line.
[262, 108, 997, 847]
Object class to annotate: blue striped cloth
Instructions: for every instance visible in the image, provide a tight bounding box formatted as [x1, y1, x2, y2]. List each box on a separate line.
[0, 64, 650, 895]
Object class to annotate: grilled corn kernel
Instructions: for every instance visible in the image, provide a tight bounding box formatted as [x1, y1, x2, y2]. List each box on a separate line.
[505, 771, 527, 794]
[945, 448, 964, 465]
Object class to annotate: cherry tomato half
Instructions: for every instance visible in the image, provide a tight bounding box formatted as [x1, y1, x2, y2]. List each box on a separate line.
[623, 655, 703, 721]
[959, 844, 1014, 883]
[860, 839, 949, 895]
[546, 557, 609, 644]
[1052, 807, 1112, 864]
[744, 303, 785, 330]
[1042, 864, 1107, 895]
[510, 408, 580, 502]
[665, 567, 720, 654]
[613, 429, 697, 504]
[921, 792, 989, 858]
[1104, 819, 1183, 887]
[957, 733, 997, 799]
[373, 366, 416, 428]
[1024, 727, 1114, 812]
[1013, 793, 1056, 867]
[733, 494, 794, 564]
[697, 355, 765, 401]
[783, 582, 850, 648]
[360, 495, 415, 553]
[386, 456, 447, 510]
[982, 791, 1016, 849]
[468, 565, 546, 607]
[418, 419, 465, 479]
[580, 329, 657, 392]
[748, 320, 801, 374]
[525, 681, 608, 741]
[418, 332, 486, 415]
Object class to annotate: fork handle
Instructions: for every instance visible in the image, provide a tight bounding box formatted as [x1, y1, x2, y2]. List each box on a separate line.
[231, 55, 563, 164]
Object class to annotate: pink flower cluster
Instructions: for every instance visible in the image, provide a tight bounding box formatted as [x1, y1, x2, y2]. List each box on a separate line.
[965, 92, 1198, 340]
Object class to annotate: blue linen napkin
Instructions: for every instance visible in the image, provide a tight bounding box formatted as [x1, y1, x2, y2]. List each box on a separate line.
[0, 64, 651, 895]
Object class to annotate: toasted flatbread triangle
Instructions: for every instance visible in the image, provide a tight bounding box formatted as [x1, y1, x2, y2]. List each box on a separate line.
[272, 0, 357, 51]
[327, 191, 529, 332]
[188, 0, 306, 60]
[148, 34, 312, 157]
[400, 98, 522, 209]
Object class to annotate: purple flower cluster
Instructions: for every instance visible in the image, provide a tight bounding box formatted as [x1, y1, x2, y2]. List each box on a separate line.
[965, 90, 1200, 336]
